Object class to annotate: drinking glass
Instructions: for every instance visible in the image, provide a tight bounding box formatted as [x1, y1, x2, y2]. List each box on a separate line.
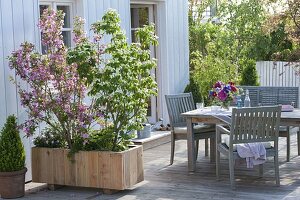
[291, 101, 295, 108]
[196, 102, 204, 109]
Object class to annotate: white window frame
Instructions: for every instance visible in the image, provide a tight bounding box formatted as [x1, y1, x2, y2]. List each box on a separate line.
[39, 0, 76, 48]
[130, 4, 158, 123]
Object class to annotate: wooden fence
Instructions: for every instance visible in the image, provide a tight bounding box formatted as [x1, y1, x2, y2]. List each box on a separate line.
[256, 61, 300, 106]
[256, 61, 300, 87]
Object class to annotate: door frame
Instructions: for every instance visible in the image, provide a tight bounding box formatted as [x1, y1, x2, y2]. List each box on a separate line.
[130, 3, 158, 124]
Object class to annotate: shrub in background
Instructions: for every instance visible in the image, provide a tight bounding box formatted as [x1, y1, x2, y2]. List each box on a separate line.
[184, 76, 202, 104]
[0, 115, 25, 172]
[240, 59, 259, 86]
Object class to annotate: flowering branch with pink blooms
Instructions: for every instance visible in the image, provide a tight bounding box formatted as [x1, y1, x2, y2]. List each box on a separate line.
[9, 8, 158, 153]
[9, 9, 100, 150]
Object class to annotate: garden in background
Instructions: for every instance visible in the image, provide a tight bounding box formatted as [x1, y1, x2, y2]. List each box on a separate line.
[187, 0, 300, 104]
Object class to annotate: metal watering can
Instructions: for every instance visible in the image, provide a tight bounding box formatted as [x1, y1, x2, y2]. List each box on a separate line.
[137, 118, 163, 139]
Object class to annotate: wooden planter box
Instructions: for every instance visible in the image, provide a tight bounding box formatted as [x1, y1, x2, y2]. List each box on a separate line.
[31, 145, 144, 190]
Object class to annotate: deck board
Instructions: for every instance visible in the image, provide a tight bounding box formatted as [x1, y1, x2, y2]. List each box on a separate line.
[24, 129, 300, 199]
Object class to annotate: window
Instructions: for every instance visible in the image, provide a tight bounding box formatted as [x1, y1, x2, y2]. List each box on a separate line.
[131, 5, 157, 122]
[39, 1, 74, 52]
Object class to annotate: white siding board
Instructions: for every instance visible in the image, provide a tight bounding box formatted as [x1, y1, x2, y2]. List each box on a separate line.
[87, 0, 97, 36]
[165, 0, 189, 94]
[118, 0, 130, 39]
[0, 0, 7, 126]
[0, 0, 38, 182]
[2, 0, 18, 117]
[178, 0, 185, 92]
[155, 2, 168, 123]
[82, 0, 90, 36]
[12, 0, 25, 124]
[110, 0, 119, 11]
[166, 1, 175, 93]
[95, 0, 105, 20]
[20, 0, 39, 182]
[103, 0, 111, 11]
[173, 0, 180, 93]
[182, 0, 189, 91]
[124, 0, 131, 41]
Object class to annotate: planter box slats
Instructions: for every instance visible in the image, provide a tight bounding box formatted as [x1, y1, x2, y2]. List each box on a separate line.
[32, 145, 144, 190]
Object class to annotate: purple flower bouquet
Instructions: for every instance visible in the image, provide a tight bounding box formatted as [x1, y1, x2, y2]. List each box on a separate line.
[209, 81, 239, 109]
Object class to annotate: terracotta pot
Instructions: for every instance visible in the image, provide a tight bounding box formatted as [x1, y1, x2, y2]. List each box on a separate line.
[0, 168, 27, 199]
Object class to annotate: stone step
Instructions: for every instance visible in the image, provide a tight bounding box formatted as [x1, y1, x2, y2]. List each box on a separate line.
[131, 131, 171, 150]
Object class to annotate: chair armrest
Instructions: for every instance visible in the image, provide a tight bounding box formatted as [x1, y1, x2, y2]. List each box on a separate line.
[216, 125, 230, 144]
[216, 125, 230, 135]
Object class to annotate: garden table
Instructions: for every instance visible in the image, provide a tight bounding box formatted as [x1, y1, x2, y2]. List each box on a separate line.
[181, 107, 300, 172]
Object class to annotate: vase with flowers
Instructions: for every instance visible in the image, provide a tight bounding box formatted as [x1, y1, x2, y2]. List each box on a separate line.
[209, 81, 239, 110]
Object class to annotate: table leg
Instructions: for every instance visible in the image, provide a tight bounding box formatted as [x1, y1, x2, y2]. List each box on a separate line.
[297, 129, 300, 156]
[187, 117, 195, 172]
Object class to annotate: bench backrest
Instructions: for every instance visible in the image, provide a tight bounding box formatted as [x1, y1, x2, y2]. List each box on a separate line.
[238, 86, 299, 108]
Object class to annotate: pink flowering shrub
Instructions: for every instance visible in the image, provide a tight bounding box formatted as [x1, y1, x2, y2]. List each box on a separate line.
[9, 9, 158, 152]
[9, 9, 99, 150]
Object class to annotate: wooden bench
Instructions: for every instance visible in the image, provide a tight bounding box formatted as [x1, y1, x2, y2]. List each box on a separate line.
[238, 86, 300, 161]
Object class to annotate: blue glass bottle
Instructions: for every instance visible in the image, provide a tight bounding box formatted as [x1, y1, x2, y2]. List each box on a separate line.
[236, 95, 242, 108]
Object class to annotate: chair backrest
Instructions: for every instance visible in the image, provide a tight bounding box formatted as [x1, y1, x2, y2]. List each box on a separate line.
[230, 106, 281, 146]
[165, 93, 195, 128]
[238, 86, 299, 108]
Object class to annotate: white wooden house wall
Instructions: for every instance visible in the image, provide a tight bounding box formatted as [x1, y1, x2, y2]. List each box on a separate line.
[0, 0, 40, 182]
[0, 0, 189, 181]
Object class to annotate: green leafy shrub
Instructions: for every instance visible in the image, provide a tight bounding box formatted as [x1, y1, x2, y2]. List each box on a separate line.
[288, 49, 300, 61]
[34, 126, 67, 148]
[184, 76, 202, 104]
[240, 59, 259, 86]
[10, 9, 158, 153]
[84, 128, 134, 152]
[0, 115, 25, 172]
[90, 10, 158, 151]
[191, 51, 236, 104]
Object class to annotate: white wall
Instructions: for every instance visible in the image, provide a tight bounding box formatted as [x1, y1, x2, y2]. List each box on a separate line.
[0, 0, 40, 182]
[81, 0, 131, 41]
[158, 0, 190, 122]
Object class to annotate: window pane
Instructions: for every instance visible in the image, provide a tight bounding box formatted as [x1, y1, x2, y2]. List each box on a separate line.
[57, 5, 71, 28]
[131, 7, 149, 29]
[147, 98, 151, 116]
[40, 5, 50, 54]
[131, 30, 137, 43]
[62, 31, 71, 47]
[39, 5, 50, 16]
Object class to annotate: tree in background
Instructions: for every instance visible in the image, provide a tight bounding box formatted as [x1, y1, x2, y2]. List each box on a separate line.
[188, 0, 264, 102]
[239, 59, 259, 86]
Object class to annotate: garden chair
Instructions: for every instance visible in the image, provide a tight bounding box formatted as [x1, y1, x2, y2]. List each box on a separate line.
[216, 106, 281, 189]
[165, 93, 216, 165]
[239, 86, 299, 162]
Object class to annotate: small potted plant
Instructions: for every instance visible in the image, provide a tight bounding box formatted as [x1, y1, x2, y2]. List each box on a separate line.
[0, 115, 26, 199]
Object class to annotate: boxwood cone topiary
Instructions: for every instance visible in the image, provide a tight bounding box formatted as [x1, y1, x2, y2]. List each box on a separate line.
[184, 76, 202, 104]
[240, 59, 259, 86]
[0, 115, 25, 172]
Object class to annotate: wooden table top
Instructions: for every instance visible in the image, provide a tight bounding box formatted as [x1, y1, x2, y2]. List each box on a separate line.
[181, 107, 300, 126]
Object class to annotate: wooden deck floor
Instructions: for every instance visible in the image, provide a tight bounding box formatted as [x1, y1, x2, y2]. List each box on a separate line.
[24, 130, 300, 200]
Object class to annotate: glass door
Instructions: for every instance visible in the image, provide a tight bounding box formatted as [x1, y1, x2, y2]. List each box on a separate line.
[131, 4, 157, 123]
